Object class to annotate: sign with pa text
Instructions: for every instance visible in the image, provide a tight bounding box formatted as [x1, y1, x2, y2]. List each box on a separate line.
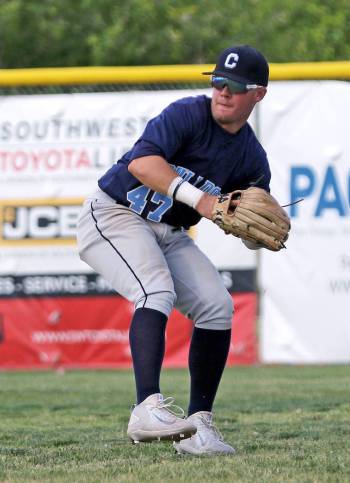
[259, 81, 350, 363]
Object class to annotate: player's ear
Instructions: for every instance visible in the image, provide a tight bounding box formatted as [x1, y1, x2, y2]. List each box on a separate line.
[255, 87, 267, 102]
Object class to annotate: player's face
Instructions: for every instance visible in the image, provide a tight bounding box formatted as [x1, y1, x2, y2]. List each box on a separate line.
[211, 85, 266, 133]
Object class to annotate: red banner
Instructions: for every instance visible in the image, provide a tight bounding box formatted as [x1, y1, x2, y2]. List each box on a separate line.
[0, 293, 257, 369]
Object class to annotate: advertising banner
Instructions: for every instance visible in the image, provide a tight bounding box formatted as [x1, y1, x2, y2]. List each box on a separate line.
[0, 89, 258, 369]
[3, 83, 348, 366]
[0, 292, 257, 369]
[0, 90, 219, 199]
[260, 81, 350, 363]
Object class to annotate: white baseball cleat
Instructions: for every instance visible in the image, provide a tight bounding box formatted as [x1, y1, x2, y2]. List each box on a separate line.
[173, 411, 235, 455]
[127, 393, 197, 443]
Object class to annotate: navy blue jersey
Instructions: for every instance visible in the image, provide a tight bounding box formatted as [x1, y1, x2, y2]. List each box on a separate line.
[98, 95, 271, 229]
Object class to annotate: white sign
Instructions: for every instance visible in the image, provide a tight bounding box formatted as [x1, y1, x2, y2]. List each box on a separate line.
[259, 81, 350, 363]
[0, 90, 206, 198]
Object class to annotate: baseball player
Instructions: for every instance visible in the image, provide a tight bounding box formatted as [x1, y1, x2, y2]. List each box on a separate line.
[77, 45, 272, 455]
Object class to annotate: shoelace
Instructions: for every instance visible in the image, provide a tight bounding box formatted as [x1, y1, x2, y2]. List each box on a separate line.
[155, 397, 185, 418]
[197, 414, 224, 441]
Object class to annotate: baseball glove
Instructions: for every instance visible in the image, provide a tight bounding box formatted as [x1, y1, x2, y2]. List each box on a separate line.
[212, 187, 291, 251]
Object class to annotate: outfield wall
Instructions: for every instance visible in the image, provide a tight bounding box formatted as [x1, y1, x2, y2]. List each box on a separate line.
[0, 72, 349, 367]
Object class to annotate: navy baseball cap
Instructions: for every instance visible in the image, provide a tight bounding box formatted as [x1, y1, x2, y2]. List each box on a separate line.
[203, 45, 269, 87]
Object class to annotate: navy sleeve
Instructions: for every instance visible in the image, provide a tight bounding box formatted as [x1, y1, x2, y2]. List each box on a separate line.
[130, 98, 196, 161]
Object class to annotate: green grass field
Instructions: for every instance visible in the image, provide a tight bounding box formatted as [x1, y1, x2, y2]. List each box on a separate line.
[1, 366, 349, 482]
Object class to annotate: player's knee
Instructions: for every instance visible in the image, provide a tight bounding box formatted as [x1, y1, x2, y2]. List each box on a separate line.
[193, 291, 233, 330]
[135, 289, 176, 318]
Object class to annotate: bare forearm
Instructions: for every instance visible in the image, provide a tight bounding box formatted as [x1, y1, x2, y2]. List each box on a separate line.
[128, 155, 179, 195]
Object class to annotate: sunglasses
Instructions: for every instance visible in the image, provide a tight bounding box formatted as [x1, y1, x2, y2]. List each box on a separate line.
[211, 76, 261, 94]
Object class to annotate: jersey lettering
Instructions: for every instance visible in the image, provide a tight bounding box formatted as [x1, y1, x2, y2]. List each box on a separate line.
[174, 166, 195, 182]
[193, 175, 204, 187]
[200, 180, 221, 195]
[127, 185, 173, 222]
[127, 185, 150, 214]
[147, 192, 173, 222]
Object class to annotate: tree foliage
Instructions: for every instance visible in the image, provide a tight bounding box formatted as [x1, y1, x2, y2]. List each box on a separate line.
[0, 0, 349, 68]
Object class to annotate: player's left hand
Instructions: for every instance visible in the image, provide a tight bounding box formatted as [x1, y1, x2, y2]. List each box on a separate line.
[211, 187, 291, 251]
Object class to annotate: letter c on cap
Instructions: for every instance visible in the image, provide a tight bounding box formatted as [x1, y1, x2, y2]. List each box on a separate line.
[224, 53, 239, 69]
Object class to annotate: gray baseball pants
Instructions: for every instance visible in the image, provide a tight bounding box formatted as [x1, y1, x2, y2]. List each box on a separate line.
[77, 188, 233, 330]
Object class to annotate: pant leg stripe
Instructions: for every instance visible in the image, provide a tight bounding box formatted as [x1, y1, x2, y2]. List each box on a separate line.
[90, 202, 148, 307]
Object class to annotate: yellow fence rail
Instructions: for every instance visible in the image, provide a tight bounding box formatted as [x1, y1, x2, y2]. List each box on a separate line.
[0, 61, 350, 87]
